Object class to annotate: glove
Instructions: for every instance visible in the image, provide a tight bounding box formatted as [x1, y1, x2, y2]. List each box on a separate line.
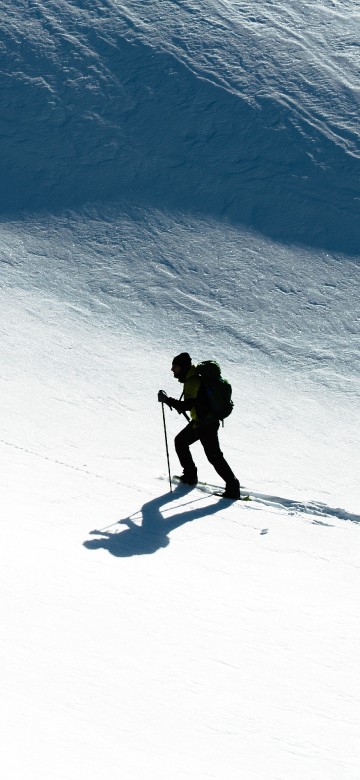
[158, 390, 172, 408]
[170, 398, 183, 413]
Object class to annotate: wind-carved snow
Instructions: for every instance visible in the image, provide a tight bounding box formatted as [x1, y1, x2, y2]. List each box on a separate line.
[0, 0, 359, 250]
[0, 2, 359, 779]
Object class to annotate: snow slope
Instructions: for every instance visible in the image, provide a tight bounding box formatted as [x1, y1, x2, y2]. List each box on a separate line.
[0, 1, 360, 779]
[1, 0, 360, 251]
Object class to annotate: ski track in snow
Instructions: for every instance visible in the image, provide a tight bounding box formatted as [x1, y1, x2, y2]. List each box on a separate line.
[164, 478, 360, 527]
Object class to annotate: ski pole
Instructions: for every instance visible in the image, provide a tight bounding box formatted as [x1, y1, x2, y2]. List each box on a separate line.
[161, 401, 173, 492]
[179, 392, 190, 422]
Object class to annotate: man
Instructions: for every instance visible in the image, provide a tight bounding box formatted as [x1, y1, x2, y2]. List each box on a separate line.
[158, 352, 240, 499]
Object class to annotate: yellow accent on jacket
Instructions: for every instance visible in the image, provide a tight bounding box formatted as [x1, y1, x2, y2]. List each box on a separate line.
[183, 365, 201, 422]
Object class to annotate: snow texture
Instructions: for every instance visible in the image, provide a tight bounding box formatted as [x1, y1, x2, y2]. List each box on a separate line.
[0, 1, 359, 779]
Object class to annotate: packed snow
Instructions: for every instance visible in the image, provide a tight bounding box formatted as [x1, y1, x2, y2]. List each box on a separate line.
[0, 1, 359, 779]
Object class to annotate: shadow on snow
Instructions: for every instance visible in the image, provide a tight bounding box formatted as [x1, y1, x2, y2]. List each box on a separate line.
[83, 485, 235, 558]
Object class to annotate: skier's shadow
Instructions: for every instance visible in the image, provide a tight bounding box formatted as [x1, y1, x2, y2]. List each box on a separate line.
[84, 486, 233, 558]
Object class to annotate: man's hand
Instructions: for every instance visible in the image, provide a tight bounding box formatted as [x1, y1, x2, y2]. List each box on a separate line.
[158, 390, 172, 408]
[169, 398, 183, 413]
[158, 390, 185, 413]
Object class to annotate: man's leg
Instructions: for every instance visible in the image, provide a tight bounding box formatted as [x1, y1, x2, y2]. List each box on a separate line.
[200, 424, 240, 497]
[175, 423, 200, 483]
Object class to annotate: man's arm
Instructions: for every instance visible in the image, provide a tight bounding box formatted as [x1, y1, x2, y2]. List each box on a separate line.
[158, 391, 194, 415]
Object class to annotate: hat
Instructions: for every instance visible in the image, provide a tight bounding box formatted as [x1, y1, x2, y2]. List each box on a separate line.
[172, 352, 192, 369]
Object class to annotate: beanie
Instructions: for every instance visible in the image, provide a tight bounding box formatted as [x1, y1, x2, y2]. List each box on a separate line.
[172, 352, 192, 369]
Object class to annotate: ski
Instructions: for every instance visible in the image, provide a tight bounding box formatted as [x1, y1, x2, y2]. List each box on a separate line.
[212, 490, 251, 502]
[172, 476, 251, 501]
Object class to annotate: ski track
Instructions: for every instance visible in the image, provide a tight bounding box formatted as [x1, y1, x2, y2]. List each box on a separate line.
[164, 479, 360, 527]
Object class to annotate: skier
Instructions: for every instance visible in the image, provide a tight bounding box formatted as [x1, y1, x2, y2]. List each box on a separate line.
[158, 352, 240, 499]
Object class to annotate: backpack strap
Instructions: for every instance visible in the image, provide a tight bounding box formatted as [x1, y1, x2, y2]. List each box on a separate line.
[179, 391, 190, 421]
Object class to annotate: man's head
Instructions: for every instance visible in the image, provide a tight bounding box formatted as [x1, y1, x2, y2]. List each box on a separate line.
[171, 352, 192, 381]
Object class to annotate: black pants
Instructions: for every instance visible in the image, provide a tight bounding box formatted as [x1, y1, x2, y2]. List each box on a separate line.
[175, 421, 236, 484]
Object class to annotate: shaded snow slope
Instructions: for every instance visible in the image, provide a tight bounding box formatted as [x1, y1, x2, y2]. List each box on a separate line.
[1, 0, 359, 251]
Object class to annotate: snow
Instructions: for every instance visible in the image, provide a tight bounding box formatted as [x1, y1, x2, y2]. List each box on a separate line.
[0, 1, 359, 778]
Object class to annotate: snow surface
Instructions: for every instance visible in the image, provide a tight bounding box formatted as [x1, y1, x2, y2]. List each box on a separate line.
[0, 1, 359, 779]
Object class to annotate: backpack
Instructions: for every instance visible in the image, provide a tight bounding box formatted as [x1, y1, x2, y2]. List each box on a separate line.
[195, 360, 234, 421]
